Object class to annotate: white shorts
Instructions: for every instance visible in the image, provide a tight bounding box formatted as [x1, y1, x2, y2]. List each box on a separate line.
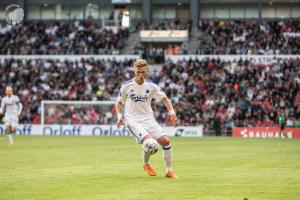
[4, 117, 19, 128]
[125, 119, 166, 144]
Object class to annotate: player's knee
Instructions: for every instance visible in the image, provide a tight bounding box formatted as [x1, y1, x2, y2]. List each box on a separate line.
[165, 139, 171, 146]
[161, 137, 170, 147]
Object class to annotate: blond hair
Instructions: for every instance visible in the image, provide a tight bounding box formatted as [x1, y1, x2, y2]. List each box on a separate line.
[134, 59, 148, 69]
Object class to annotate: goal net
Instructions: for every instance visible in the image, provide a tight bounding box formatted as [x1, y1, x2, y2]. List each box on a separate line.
[40, 100, 122, 135]
[41, 100, 116, 125]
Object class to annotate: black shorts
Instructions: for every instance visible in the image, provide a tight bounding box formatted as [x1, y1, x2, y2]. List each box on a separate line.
[280, 124, 285, 130]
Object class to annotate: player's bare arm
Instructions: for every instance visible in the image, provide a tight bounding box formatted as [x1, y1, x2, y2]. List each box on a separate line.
[17, 101, 23, 117]
[115, 101, 123, 128]
[0, 100, 4, 115]
[162, 97, 177, 127]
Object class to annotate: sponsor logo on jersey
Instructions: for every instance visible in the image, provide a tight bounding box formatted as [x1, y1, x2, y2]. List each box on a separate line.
[130, 94, 148, 102]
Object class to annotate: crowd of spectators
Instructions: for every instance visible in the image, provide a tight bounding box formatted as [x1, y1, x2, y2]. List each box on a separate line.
[0, 20, 129, 55]
[0, 19, 299, 128]
[0, 57, 299, 129]
[197, 19, 300, 55]
[0, 58, 134, 124]
[135, 19, 300, 57]
[155, 57, 300, 129]
[1, 19, 300, 56]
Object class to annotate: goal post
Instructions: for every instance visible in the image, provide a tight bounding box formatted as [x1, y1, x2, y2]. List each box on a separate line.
[41, 100, 116, 134]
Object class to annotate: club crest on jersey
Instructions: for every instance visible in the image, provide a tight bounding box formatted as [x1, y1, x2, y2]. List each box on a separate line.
[130, 94, 148, 102]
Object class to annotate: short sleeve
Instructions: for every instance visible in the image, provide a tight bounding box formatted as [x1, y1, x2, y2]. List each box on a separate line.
[151, 84, 166, 102]
[117, 84, 127, 103]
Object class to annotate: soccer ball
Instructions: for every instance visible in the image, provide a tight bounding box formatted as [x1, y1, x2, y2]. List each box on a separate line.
[143, 138, 159, 155]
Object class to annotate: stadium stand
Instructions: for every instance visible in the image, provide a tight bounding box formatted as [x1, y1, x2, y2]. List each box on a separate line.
[0, 21, 129, 55]
[0, 57, 299, 129]
[2, 19, 299, 56]
[0, 58, 134, 124]
[196, 19, 300, 55]
[155, 57, 300, 130]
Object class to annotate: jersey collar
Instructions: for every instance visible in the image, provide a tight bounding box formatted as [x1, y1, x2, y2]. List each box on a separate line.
[134, 78, 146, 86]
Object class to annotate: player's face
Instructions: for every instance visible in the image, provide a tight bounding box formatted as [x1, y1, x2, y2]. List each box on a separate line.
[5, 87, 13, 96]
[134, 66, 148, 84]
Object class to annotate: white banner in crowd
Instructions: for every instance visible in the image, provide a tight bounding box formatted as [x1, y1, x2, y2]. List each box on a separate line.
[140, 30, 189, 42]
[166, 55, 300, 64]
[112, 0, 131, 3]
[0, 124, 203, 137]
[0, 55, 140, 62]
[283, 32, 300, 38]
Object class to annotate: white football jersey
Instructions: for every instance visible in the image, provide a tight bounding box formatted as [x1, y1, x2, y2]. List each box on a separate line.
[0, 95, 22, 119]
[117, 79, 166, 122]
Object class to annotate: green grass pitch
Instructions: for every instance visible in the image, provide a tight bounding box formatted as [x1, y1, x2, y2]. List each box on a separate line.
[0, 135, 299, 200]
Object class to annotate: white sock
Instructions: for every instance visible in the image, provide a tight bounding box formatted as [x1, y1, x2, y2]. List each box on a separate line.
[142, 143, 150, 165]
[7, 134, 14, 144]
[162, 144, 173, 172]
[143, 151, 151, 165]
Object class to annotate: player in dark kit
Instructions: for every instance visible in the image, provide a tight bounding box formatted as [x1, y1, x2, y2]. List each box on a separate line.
[279, 114, 286, 138]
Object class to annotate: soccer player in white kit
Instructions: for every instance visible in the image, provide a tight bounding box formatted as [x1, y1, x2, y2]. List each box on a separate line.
[0, 86, 23, 146]
[115, 59, 178, 178]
